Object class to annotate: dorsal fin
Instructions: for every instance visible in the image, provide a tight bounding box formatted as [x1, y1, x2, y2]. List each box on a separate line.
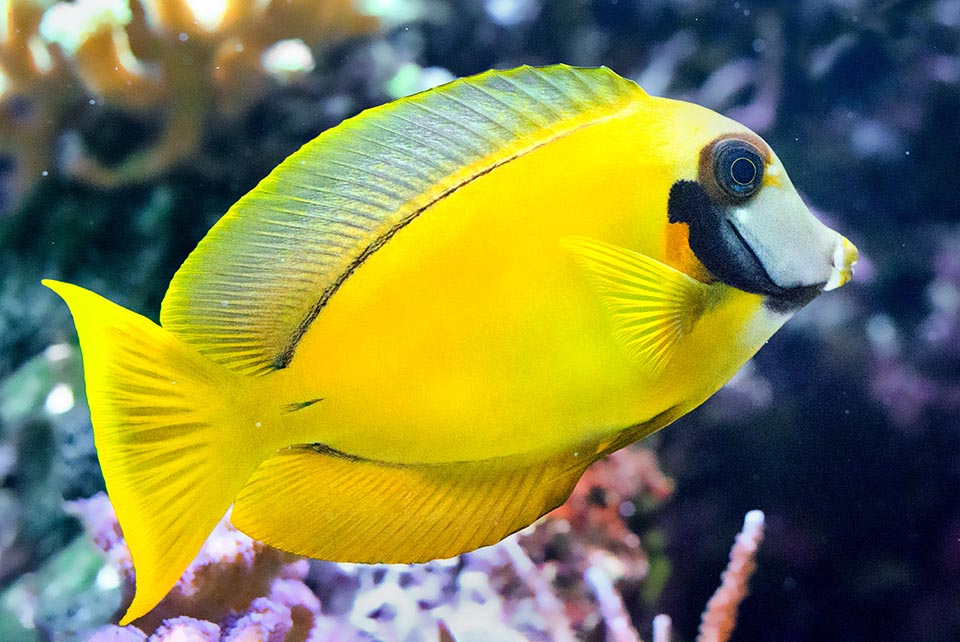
[159, 65, 644, 374]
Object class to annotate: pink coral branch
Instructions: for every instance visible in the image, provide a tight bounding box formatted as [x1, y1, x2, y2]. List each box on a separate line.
[652, 614, 672, 642]
[500, 536, 577, 642]
[696, 510, 765, 642]
[583, 553, 642, 642]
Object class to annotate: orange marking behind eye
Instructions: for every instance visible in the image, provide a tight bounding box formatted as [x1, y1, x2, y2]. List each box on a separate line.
[666, 220, 715, 283]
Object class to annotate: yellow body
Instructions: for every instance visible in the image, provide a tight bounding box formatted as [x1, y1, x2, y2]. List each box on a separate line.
[277, 109, 776, 462]
[45, 65, 853, 625]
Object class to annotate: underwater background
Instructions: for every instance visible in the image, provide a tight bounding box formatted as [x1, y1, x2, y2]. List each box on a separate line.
[1, 0, 958, 640]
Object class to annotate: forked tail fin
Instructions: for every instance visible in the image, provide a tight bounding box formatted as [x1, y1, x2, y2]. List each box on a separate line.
[43, 280, 266, 624]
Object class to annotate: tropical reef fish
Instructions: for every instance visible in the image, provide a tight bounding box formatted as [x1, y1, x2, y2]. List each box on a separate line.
[44, 65, 857, 624]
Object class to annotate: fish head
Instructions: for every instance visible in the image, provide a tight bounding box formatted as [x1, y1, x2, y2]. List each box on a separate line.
[665, 126, 858, 313]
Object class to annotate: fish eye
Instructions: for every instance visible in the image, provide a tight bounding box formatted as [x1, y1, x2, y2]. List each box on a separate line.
[712, 139, 764, 199]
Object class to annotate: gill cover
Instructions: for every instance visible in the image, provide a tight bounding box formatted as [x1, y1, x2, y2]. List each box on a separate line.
[668, 135, 856, 311]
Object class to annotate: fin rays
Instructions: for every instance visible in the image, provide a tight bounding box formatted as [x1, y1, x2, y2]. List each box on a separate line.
[43, 281, 265, 624]
[232, 444, 591, 563]
[160, 65, 644, 375]
[561, 236, 713, 376]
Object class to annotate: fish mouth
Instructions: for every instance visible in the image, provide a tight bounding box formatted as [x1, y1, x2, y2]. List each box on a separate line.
[824, 235, 859, 291]
[762, 234, 857, 312]
[730, 225, 858, 313]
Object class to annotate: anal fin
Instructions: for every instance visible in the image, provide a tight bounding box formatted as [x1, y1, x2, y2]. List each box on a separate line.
[231, 444, 592, 563]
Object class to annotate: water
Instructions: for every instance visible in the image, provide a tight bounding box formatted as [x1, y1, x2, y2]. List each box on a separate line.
[1, 1, 957, 640]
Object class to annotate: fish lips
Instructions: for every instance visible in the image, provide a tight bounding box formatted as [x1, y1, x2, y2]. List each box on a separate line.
[667, 179, 826, 312]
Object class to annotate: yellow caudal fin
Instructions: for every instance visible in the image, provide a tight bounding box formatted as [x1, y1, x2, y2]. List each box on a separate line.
[232, 443, 593, 563]
[43, 280, 265, 625]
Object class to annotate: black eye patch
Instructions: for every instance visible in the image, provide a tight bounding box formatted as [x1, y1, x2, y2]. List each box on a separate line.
[666, 179, 822, 311]
[667, 180, 771, 293]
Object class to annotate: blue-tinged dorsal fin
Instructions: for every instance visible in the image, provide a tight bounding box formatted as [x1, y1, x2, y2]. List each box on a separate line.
[159, 65, 644, 375]
[561, 236, 715, 377]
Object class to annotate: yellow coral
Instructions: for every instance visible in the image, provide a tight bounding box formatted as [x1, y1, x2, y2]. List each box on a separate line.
[0, 0, 380, 202]
[0, 0, 70, 211]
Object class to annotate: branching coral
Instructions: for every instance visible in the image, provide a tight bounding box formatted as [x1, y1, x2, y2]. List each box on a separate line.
[521, 445, 673, 632]
[43, 0, 378, 186]
[0, 0, 381, 213]
[696, 510, 765, 642]
[64, 445, 670, 641]
[0, 0, 71, 213]
[581, 510, 765, 642]
[652, 614, 673, 642]
[53, 443, 772, 642]
[70, 492, 317, 640]
[66, 448, 764, 642]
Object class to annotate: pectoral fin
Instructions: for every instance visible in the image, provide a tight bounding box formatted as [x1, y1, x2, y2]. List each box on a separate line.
[561, 236, 713, 376]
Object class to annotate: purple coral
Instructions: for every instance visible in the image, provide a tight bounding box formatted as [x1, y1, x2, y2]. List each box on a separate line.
[72, 493, 315, 640]
[221, 597, 292, 642]
[83, 625, 146, 642]
[150, 617, 220, 642]
[73, 456, 766, 642]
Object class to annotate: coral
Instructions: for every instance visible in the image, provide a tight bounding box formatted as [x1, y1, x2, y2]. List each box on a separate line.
[575, 511, 765, 642]
[585, 560, 642, 642]
[652, 614, 673, 642]
[1, 385, 764, 642]
[0, 0, 382, 213]
[567, 508, 768, 642]
[520, 445, 673, 632]
[696, 510, 765, 642]
[0, 0, 72, 214]
[66, 456, 762, 642]
[70, 492, 316, 639]
[63, 445, 683, 642]
[84, 625, 146, 641]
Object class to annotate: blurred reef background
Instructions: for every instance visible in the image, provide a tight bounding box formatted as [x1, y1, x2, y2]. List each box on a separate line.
[2, 0, 959, 640]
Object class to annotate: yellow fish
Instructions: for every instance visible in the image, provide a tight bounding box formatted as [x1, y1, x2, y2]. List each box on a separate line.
[44, 65, 857, 623]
